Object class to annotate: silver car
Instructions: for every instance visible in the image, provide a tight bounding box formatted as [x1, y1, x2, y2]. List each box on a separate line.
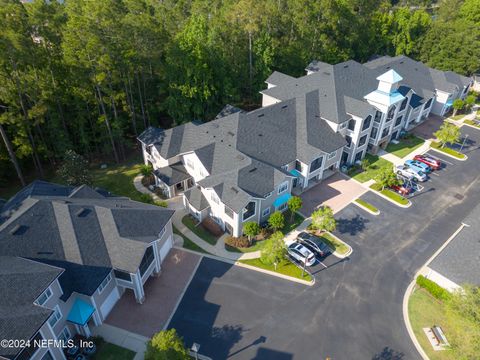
[395, 165, 427, 182]
[287, 243, 316, 267]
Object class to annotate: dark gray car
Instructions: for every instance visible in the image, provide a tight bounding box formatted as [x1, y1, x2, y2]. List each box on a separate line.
[296, 231, 331, 257]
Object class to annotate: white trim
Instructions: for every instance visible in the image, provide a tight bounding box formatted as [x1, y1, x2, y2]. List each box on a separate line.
[98, 273, 112, 294]
[262, 207, 271, 217]
[48, 305, 62, 328]
[35, 287, 52, 306]
[57, 326, 71, 342]
[277, 181, 288, 194]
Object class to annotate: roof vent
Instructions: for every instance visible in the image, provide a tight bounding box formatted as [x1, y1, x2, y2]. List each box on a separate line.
[281, 105, 288, 109]
[227, 131, 235, 136]
[258, 133, 263, 137]
[386, 66, 390, 69]
[249, 167, 257, 173]
[400, 61, 404, 64]
[343, 65, 348, 68]
[236, 155, 245, 160]
[75, 208, 89, 217]
[37, 251, 53, 255]
[9, 224, 26, 235]
[231, 187, 239, 194]
[258, 114, 264, 118]
[323, 72, 330, 75]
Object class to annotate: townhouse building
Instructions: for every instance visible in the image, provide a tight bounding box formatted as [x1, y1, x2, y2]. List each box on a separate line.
[139, 55, 471, 238]
[0, 181, 174, 360]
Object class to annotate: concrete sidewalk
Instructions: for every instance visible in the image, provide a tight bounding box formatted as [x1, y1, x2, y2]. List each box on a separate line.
[93, 323, 148, 360]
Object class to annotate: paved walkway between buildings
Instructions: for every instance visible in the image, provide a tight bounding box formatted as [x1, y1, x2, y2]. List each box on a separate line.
[92, 323, 148, 360]
[377, 140, 432, 167]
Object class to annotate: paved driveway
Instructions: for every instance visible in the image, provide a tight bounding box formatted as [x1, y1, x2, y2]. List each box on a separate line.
[299, 173, 366, 216]
[168, 126, 480, 359]
[106, 249, 201, 337]
[411, 114, 445, 140]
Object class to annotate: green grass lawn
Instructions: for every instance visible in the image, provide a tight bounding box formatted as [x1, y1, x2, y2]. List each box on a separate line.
[318, 232, 349, 255]
[385, 136, 425, 158]
[240, 258, 312, 282]
[430, 142, 466, 159]
[181, 215, 219, 245]
[92, 342, 135, 360]
[370, 183, 409, 205]
[173, 225, 208, 254]
[348, 154, 393, 183]
[354, 198, 379, 213]
[408, 289, 460, 360]
[464, 119, 480, 128]
[449, 114, 464, 121]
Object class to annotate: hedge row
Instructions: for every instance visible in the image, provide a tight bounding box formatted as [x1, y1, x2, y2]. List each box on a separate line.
[416, 275, 451, 301]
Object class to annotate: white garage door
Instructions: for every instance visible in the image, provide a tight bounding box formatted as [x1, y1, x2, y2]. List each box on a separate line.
[100, 287, 120, 320]
[159, 235, 173, 261]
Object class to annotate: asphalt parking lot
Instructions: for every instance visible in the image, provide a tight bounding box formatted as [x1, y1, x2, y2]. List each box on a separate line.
[168, 125, 480, 359]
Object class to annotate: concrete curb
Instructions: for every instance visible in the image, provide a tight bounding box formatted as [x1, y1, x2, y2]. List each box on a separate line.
[235, 261, 315, 286]
[325, 232, 353, 259]
[368, 188, 412, 208]
[429, 147, 468, 161]
[353, 199, 380, 216]
[460, 122, 480, 131]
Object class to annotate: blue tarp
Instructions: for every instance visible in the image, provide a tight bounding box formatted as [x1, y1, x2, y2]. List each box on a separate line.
[289, 169, 301, 177]
[67, 298, 95, 326]
[273, 193, 292, 208]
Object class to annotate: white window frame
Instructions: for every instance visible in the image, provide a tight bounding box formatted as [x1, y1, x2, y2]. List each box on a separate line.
[328, 151, 337, 160]
[278, 203, 288, 211]
[277, 181, 288, 194]
[48, 305, 62, 328]
[262, 208, 271, 217]
[158, 227, 166, 239]
[36, 288, 52, 306]
[57, 326, 71, 343]
[264, 192, 272, 198]
[340, 122, 347, 129]
[98, 273, 112, 294]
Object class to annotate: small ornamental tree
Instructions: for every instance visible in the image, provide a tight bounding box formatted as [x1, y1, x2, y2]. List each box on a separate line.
[268, 211, 285, 231]
[434, 121, 461, 148]
[361, 158, 370, 171]
[375, 167, 399, 191]
[145, 329, 189, 360]
[465, 94, 476, 111]
[452, 98, 464, 116]
[287, 196, 302, 221]
[243, 221, 260, 244]
[311, 206, 336, 233]
[260, 231, 286, 270]
[57, 150, 92, 186]
[140, 163, 153, 176]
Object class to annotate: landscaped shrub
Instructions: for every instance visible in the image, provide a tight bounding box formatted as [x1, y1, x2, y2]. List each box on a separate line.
[257, 227, 271, 240]
[139, 193, 154, 204]
[225, 236, 250, 248]
[416, 275, 451, 301]
[155, 200, 168, 208]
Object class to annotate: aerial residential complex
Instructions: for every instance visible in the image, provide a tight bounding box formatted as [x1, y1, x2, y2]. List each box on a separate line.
[0, 182, 174, 360]
[139, 55, 471, 238]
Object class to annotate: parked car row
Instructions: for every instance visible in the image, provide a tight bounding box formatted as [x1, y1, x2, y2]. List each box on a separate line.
[288, 232, 332, 267]
[391, 154, 442, 196]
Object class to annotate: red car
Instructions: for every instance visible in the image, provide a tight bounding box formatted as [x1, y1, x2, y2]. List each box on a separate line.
[390, 184, 412, 196]
[413, 154, 441, 170]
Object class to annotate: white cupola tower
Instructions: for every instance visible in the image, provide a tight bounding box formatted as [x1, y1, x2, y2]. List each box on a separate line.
[376, 69, 403, 93]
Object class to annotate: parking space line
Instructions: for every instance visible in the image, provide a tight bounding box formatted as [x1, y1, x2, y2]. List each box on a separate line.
[317, 260, 328, 269]
[430, 172, 440, 177]
[424, 152, 455, 166]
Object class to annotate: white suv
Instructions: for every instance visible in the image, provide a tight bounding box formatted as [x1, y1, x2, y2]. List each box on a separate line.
[287, 243, 316, 267]
[395, 165, 427, 182]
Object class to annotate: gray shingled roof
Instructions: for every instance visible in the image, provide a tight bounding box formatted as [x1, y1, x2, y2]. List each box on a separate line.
[154, 162, 191, 186]
[0, 182, 174, 295]
[214, 104, 245, 119]
[305, 60, 330, 73]
[265, 71, 295, 86]
[183, 187, 209, 211]
[0, 256, 62, 359]
[429, 204, 480, 286]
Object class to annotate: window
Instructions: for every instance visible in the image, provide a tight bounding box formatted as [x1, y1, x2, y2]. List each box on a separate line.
[243, 201, 256, 221]
[354, 151, 363, 163]
[98, 273, 112, 294]
[425, 98, 433, 108]
[358, 134, 367, 147]
[57, 327, 71, 343]
[16, 332, 43, 360]
[278, 181, 288, 194]
[340, 122, 347, 129]
[225, 206, 234, 218]
[328, 151, 337, 159]
[186, 158, 194, 169]
[362, 115, 372, 131]
[114, 269, 131, 282]
[139, 246, 155, 276]
[386, 105, 396, 122]
[264, 191, 272, 198]
[395, 115, 403, 127]
[347, 119, 355, 131]
[262, 207, 271, 217]
[48, 306, 62, 328]
[345, 135, 352, 148]
[36, 288, 52, 306]
[158, 227, 166, 238]
[210, 192, 219, 204]
[381, 127, 390, 138]
[41, 351, 54, 360]
[310, 157, 323, 172]
[295, 160, 303, 172]
[374, 111, 382, 123]
[370, 127, 378, 140]
[400, 97, 408, 111]
[278, 203, 288, 211]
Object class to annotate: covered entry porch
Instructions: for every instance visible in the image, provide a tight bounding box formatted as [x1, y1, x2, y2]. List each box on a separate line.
[154, 162, 194, 198]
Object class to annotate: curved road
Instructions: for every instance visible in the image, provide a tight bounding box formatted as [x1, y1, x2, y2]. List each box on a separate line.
[169, 126, 480, 359]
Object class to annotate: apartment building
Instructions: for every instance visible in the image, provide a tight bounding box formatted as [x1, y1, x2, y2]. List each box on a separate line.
[0, 181, 174, 360]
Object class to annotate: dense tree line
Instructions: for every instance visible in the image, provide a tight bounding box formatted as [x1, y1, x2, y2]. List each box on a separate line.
[0, 0, 479, 189]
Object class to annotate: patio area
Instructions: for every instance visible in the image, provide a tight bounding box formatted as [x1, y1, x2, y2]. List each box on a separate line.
[105, 249, 201, 338]
[410, 114, 445, 140]
[299, 173, 366, 216]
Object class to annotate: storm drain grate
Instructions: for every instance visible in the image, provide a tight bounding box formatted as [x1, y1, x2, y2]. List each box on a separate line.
[454, 193, 464, 200]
